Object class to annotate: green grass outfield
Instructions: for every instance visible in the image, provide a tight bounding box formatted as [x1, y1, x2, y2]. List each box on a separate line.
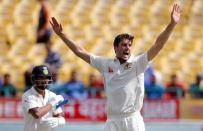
[0, 120, 202, 131]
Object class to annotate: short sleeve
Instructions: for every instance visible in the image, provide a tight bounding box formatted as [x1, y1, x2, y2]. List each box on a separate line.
[22, 95, 38, 112]
[135, 53, 149, 75]
[48, 90, 57, 98]
[90, 54, 107, 72]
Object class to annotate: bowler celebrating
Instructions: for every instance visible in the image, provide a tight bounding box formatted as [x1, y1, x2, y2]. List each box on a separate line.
[50, 3, 181, 131]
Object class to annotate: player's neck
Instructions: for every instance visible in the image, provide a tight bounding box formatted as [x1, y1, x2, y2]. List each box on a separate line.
[34, 86, 45, 97]
[117, 58, 127, 64]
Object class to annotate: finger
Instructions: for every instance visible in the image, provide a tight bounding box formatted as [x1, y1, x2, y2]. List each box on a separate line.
[49, 21, 53, 27]
[59, 24, 62, 30]
[175, 4, 179, 12]
[52, 17, 58, 24]
[52, 18, 60, 27]
[177, 5, 181, 13]
[175, 4, 178, 12]
[172, 4, 176, 13]
[51, 17, 55, 21]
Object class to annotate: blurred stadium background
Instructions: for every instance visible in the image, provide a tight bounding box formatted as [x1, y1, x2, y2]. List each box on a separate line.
[0, 0, 203, 131]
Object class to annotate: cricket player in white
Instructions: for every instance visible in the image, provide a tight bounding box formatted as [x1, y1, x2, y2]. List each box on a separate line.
[50, 3, 181, 131]
[22, 65, 65, 131]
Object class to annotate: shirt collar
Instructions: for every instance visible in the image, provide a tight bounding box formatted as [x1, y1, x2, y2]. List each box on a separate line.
[31, 87, 48, 97]
[114, 55, 134, 64]
[31, 87, 38, 95]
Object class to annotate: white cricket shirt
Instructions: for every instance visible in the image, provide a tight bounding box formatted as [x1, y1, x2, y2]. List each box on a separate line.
[22, 87, 62, 131]
[90, 53, 148, 118]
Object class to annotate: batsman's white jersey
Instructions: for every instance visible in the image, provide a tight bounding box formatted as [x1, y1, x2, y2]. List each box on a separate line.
[90, 53, 148, 131]
[22, 87, 62, 131]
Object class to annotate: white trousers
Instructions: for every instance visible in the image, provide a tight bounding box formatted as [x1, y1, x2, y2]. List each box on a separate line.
[104, 112, 145, 131]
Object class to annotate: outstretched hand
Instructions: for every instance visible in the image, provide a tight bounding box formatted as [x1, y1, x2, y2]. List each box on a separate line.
[171, 3, 181, 24]
[50, 17, 63, 36]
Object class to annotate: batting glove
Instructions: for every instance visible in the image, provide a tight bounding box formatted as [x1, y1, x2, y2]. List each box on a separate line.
[41, 117, 65, 128]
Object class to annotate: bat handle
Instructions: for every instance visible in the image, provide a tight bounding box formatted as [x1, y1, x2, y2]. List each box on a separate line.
[56, 99, 68, 109]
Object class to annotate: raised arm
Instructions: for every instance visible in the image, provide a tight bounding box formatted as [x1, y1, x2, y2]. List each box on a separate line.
[147, 3, 181, 61]
[50, 17, 91, 64]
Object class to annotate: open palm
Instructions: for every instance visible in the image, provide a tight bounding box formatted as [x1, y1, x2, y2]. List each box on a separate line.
[50, 17, 63, 35]
[171, 4, 181, 24]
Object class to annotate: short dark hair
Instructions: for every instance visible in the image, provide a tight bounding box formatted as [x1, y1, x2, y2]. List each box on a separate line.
[4, 73, 10, 78]
[113, 33, 134, 47]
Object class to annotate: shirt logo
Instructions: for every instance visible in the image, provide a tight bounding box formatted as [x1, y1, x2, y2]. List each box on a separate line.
[24, 99, 29, 103]
[108, 67, 113, 73]
[124, 63, 132, 70]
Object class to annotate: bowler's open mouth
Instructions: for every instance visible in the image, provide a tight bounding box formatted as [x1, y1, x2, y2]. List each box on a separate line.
[123, 52, 129, 55]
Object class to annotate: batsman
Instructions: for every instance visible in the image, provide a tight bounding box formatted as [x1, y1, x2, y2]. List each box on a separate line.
[22, 65, 67, 131]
